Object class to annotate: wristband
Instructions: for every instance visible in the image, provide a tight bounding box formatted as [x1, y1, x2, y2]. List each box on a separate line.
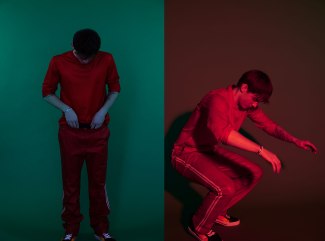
[257, 145, 264, 156]
[64, 107, 72, 113]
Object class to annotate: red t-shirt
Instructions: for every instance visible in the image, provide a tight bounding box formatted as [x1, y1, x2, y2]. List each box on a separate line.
[174, 85, 279, 151]
[42, 51, 120, 126]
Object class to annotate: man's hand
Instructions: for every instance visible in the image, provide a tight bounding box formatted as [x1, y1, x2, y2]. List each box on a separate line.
[259, 148, 282, 174]
[294, 139, 318, 154]
[89, 91, 119, 129]
[64, 108, 79, 128]
[91, 110, 106, 129]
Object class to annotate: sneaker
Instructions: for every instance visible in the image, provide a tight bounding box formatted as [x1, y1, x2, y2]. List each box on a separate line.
[61, 233, 76, 241]
[94, 232, 116, 241]
[215, 214, 240, 227]
[187, 225, 222, 241]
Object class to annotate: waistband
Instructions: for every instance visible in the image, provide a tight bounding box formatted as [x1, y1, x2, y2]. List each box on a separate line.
[59, 123, 108, 131]
[79, 123, 91, 129]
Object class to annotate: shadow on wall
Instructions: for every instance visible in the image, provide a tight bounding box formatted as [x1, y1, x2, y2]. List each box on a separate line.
[165, 112, 202, 228]
[164, 112, 261, 229]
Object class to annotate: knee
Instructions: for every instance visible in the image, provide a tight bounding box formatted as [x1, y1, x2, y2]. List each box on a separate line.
[250, 164, 263, 183]
[212, 183, 236, 197]
[254, 165, 263, 180]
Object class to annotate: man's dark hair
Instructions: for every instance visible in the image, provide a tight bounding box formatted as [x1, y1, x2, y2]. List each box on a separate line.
[237, 70, 273, 103]
[73, 29, 101, 58]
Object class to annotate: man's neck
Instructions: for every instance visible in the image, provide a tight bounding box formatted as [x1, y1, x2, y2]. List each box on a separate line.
[232, 87, 240, 109]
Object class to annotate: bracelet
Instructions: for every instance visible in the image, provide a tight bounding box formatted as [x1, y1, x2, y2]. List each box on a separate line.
[257, 145, 264, 155]
[63, 107, 72, 113]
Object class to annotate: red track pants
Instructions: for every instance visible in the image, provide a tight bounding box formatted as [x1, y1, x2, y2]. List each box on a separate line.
[58, 125, 111, 236]
[171, 145, 263, 234]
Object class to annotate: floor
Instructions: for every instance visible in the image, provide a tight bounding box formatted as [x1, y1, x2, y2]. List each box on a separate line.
[165, 192, 325, 241]
[0, 215, 162, 241]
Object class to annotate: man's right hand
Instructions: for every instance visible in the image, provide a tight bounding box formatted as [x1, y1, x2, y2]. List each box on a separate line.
[64, 108, 79, 128]
[260, 148, 282, 174]
[226, 130, 282, 174]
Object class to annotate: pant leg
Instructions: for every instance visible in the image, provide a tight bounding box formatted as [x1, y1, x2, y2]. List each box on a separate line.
[171, 146, 263, 234]
[172, 148, 236, 234]
[59, 126, 85, 236]
[213, 146, 263, 214]
[85, 126, 110, 235]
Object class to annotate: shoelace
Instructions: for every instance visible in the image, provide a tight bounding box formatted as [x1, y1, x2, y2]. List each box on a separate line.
[103, 233, 112, 239]
[64, 234, 73, 240]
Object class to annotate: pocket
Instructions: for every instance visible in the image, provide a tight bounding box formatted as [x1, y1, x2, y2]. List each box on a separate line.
[58, 126, 68, 141]
[103, 126, 110, 139]
[96, 125, 110, 139]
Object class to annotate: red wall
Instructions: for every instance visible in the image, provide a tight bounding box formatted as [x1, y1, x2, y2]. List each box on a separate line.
[165, 0, 325, 204]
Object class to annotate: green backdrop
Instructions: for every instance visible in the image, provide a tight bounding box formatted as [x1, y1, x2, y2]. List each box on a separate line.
[0, 1, 164, 240]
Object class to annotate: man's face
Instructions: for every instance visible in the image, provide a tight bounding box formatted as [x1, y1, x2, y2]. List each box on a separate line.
[238, 84, 261, 110]
[238, 92, 260, 110]
[75, 52, 95, 64]
[72, 46, 95, 64]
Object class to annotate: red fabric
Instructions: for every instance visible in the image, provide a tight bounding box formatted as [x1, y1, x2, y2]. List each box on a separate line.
[172, 85, 281, 234]
[42, 51, 120, 126]
[175, 85, 279, 149]
[59, 126, 110, 235]
[172, 145, 263, 234]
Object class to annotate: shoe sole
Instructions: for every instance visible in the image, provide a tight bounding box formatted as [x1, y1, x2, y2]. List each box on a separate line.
[61, 238, 76, 241]
[94, 235, 104, 241]
[215, 219, 240, 227]
[187, 226, 204, 241]
[187, 226, 223, 241]
[94, 234, 116, 241]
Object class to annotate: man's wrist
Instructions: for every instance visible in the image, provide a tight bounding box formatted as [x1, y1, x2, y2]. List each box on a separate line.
[98, 108, 108, 115]
[257, 145, 264, 156]
[63, 107, 72, 113]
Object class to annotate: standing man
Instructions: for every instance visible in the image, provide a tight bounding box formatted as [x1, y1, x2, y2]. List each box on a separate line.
[42, 29, 120, 241]
[171, 70, 318, 241]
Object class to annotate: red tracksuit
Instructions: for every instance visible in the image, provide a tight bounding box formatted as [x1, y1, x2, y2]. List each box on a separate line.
[42, 51, 120, 235]
[172, 85, 280, 234]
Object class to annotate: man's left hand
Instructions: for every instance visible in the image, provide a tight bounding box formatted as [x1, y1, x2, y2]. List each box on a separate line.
[295, 139, 318, 154]
[91, 110, 106, 129]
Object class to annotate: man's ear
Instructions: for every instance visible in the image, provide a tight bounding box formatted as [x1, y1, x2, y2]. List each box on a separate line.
[239, 83, 249, 93]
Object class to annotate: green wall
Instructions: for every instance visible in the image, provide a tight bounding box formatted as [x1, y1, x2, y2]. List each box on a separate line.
[0, 1, 164, 240]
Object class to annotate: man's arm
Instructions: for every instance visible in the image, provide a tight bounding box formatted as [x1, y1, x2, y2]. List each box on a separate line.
[248, 108, 318, 153]
[205, 95, 282, 173]
[272, 126, 318, 153]
[43, 94, 79, 128]
[226, 130, 282, 174]
[90, 91, 119, 129]
[42, 57, 79, 128]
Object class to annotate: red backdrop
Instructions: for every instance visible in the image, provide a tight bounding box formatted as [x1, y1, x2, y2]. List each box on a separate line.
[165, 1, 325, 240]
